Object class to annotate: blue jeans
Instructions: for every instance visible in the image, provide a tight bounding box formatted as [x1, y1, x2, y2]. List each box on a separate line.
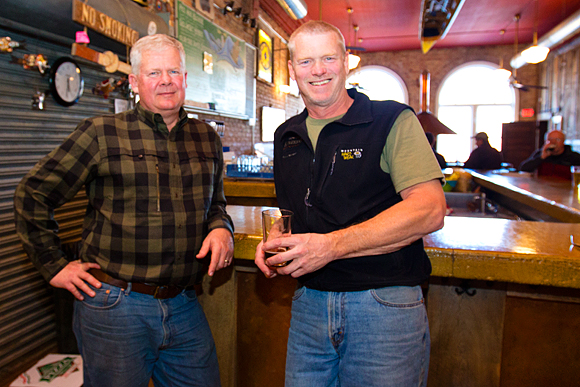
[73, 282, 220, 387]
[285, 286, 430, 387]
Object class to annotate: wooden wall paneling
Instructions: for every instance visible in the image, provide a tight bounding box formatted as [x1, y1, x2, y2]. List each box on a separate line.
[427, 278, 506, 387]
[236, 271, 296, 387]
[502, 121, 547, 169]
[499, 294, 580, 387]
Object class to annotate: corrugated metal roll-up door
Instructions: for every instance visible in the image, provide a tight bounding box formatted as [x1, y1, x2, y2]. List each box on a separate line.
[0, 25, 122, 381]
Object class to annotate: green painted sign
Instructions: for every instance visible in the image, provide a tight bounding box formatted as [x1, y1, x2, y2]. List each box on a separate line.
[176, 1, 247, 116]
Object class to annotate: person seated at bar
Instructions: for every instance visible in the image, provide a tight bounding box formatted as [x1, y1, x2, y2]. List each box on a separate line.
[463, 132, 503, 170]
[426, 132, 447, 169]
[519, 130, 580, 178]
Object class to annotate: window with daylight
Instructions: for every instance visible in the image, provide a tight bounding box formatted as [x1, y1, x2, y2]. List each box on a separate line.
[346, 65, 408, 103]
[436, 62, 517, 164]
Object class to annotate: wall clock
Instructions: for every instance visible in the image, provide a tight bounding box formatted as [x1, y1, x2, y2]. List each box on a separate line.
[49, 57, 84, 106]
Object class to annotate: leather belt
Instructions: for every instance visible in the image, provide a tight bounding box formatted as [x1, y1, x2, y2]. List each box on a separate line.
[88, 269, 186, 299]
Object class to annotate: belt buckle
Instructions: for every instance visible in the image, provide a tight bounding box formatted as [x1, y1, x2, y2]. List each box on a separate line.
[153, 286, 165, 299]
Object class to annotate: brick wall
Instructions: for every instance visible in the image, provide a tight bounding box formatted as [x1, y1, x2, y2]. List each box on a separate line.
[359, 44, 539, 121]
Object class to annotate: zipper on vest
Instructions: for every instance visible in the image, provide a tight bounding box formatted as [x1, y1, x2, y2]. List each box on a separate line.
[330, 151, 337, 175]
[304, 187, 312, 207]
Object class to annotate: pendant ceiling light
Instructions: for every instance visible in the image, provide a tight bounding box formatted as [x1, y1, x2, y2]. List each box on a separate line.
[521, 32, 550, 64]
[348, 25, 361, 70]
[494, 29, 512, 81]
[521, 0, 550, 64]
[346, 7, 363, 70]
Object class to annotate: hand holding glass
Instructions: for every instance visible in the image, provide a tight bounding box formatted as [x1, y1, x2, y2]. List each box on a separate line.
[262, 209, 293, 267]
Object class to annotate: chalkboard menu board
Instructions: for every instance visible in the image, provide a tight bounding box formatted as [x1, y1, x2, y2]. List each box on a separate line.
[176, 1, 247, 116]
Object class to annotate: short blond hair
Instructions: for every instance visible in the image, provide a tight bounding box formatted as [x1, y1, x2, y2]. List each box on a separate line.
[287, 21, 346, 61]
[130, 34, 186, 75]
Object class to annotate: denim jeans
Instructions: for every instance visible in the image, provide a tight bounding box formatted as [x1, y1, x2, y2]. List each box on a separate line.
[73, 282, 220, 387]
[285, 285, 430, 387]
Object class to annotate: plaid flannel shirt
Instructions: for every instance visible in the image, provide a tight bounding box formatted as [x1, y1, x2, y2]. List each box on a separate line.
[14, 103, 233, 286]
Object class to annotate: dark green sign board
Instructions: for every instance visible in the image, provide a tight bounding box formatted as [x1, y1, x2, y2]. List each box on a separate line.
[176, 1, 247, 116]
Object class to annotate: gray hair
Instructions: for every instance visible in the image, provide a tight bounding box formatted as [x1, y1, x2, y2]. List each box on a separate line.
[287, 21, 346, 61]
[130, 34, 186, 75]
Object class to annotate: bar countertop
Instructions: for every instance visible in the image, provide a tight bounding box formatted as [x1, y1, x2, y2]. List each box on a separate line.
[471, 170, 580, 222]
[228, 205, 580, 289]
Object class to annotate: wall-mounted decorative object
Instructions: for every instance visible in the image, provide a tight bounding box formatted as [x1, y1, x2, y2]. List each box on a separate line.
[195, 0, 214, 20]
[72, 0, 139, 47]
[93, 77, 129, 99]
[31, 91, 45, 110]
[49, 57, 84, 106]
[0, 36, 25, 53]
[10, 53, 49, 74]
[75, 31, 90, 44]
[258, 29, 273, 83]
[71, 43, 131, 74]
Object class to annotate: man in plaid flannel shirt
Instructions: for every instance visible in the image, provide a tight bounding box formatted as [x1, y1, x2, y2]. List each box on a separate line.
[14, 34, 233, 387]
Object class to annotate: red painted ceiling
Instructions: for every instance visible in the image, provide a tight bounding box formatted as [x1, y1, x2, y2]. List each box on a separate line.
[292, 0, 580, 52]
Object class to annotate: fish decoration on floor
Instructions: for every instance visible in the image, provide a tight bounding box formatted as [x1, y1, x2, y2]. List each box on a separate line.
[0, 36, 25, 53]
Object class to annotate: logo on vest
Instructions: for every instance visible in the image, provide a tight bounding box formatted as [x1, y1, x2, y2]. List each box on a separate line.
[340, 148, 363, 160]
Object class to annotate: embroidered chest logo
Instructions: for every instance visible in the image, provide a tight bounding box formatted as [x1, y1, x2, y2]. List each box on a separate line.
[340, 148, 363, 160]
[282, 137, 302, 158]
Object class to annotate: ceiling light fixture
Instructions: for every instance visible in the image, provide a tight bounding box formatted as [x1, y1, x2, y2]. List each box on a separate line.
[348, 25, 361, 70]
[521, 0, 550, 64]
[511, 8, 580, 69]
[346, 8, 361, 70]
[275, 0, 308, 20]
[221, 1, 235, 15]
[521, 37, 550, 64]
[494, 29, 512, 81]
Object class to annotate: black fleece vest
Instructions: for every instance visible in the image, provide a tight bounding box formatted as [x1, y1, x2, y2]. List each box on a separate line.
[274, 90, 431, 291]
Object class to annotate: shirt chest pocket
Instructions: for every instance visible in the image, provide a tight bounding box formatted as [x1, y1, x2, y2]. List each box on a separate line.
[178, 148, 219, 205]
[99, 148, 166, 200]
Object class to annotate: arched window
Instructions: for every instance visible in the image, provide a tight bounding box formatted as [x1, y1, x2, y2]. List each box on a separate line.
[436, 62, 517, 164]
[346, 65, 408, 103]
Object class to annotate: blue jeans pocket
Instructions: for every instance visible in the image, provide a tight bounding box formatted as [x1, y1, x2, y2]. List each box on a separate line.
[370, 285, 424, 308]
[292, 286, 306, 301]
[81, 282, 124, 310]
[181, 288, 198, 301]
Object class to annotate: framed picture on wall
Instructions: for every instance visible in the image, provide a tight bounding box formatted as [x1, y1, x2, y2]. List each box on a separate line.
[195, 0, 215, 20]
[261, 106, 286, 142]
[257, 29, 273, 83]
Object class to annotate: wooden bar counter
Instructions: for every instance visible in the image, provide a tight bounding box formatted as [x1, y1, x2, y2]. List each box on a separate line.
[229, 205, 580, 288]
[199, 205, 580, 387]
[471, 170, 580, 222]
[223, 178, 277, 207]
